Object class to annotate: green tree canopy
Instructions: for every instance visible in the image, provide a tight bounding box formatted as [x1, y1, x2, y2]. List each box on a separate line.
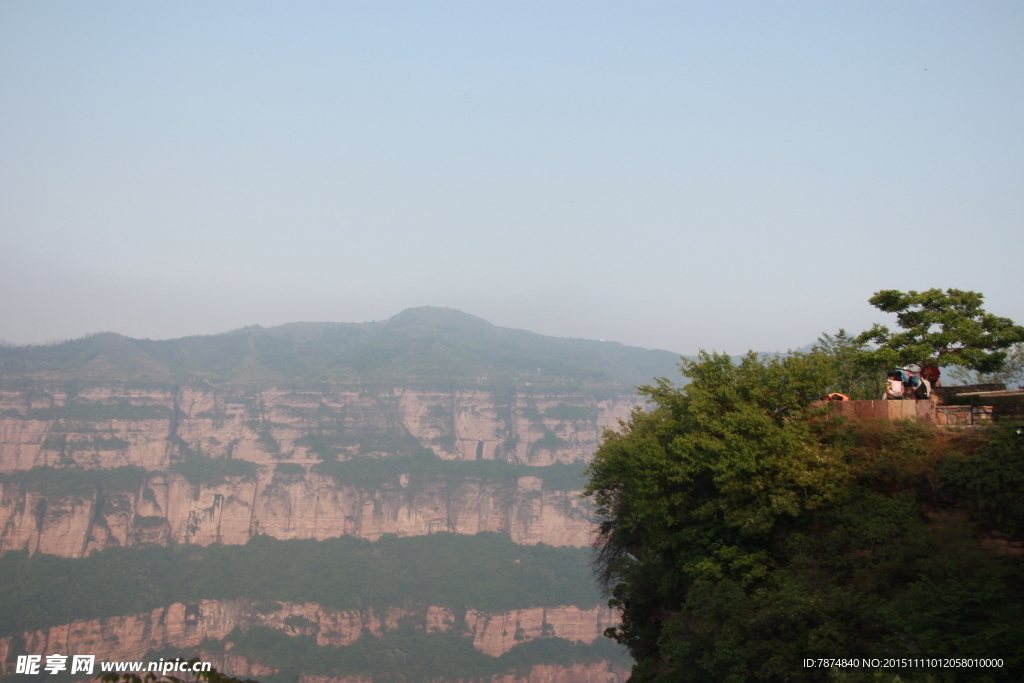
[584, 351, 1024, 682]
[812, 328, 880, 399]
[856, 288, 1024, 373]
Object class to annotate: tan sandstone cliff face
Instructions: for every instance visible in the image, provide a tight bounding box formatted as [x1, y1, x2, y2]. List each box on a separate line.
[0, 468, 596, 556]
[483, 663, 629, 683]
[0, 386, 637, 472]
[0, 385, 633, 682]
[0, 385, 636, 557]
[0, 600, 621, 674]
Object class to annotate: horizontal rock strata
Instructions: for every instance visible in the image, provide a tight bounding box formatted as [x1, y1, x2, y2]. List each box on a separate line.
[0, 385, 638, 556]
[0, 469, 596, 555]
[0, 387, 637, 472]
[0, 601, 620, 674]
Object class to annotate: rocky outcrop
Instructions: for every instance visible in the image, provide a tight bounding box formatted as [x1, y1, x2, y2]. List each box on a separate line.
[0, 466, 597, 556]
[0, 600, 620, 674]
[399, 391, 632, 466]
[0, 386, 638, 472]
[485, 663, 629, 683]
[0, 381, 636, 681]
[463, 605, 620, 657]
[0, 384, 631, 556]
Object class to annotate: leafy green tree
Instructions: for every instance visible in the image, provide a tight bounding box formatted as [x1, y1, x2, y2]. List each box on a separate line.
[584, 351, 847, 680]
[812, 329, 881, 399]
[856, 288, 1024, 373]
[584, 351, 1024, 682]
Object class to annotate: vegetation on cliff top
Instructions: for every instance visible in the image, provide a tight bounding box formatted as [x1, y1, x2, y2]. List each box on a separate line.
[76, 631, 628, 683]
[0, 465, 149, 498]
[0, 533, 601, 638]
[313, 451, 589, 491]
[857, 288, 1024, 373]
[169, 456, 259, 486]
[195, 625, 628, 683]
[0, 456, 590, 494]
[806, 288, 1024, 400]
[584, 295, 1024, 682]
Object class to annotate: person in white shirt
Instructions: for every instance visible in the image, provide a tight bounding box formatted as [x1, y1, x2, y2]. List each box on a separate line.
[884, 371, 905, 400]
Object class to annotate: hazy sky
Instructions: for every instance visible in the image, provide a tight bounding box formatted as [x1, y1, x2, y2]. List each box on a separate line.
[2, 1, 1022, 354]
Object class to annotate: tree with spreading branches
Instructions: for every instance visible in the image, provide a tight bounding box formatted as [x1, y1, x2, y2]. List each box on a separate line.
[856, 288, 1024, 373]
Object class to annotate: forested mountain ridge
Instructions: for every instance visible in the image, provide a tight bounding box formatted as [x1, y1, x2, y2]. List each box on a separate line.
[0, 307, 682, 389]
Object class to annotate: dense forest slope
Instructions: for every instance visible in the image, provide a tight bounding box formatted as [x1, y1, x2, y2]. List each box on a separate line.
[0, 310, 653, 682]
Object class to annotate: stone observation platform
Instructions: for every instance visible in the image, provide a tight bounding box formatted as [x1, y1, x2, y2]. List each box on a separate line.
[823, 384, 1024, 427]
[825, 398, 979, 426]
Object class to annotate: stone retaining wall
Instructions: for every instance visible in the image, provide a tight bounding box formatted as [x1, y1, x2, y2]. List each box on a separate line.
[825, 399, 991, 426]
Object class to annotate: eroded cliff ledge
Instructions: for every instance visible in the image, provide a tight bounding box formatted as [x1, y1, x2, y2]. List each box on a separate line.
[0, 468, 597, 555]
[0, 386, 636, 470]
[0, 385, 638, 555]
[0, 600, 620, 673]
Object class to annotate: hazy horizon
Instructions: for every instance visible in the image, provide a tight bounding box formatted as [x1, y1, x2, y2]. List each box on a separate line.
[3, 2, 1022, 354]
[0, 305, 695, 354]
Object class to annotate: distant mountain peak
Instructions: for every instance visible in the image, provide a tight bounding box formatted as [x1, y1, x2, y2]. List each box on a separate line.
[387, 306, 495, 327]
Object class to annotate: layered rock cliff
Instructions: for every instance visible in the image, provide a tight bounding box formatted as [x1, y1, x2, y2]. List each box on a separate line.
[0, 385, 636, 556]
[0, 468, 596, 556]
[0, 386, 636, 472]
[466, 662, 630, 683]
[0, 600, 620, 674]
[0, 312, 654, 681]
